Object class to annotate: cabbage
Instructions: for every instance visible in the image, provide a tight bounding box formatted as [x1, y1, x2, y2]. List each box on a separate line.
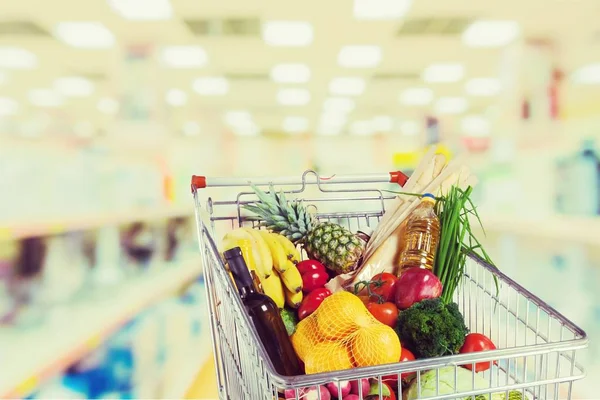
[404, 367, 524, 400]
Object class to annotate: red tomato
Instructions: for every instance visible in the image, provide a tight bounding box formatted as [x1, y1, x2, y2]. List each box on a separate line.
[366, 302, 398, 327]
[367, 273, 398, 302]
[459, 333, 497, 372]
[382, 348, 416, 384]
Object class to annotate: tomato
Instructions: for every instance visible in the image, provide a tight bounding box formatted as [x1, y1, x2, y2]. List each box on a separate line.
[382, 348, 416, 384]
[367, 273, 398, 302]
[366, 302, 398, 327]
[459, 333, 497, 372]
[298, 288, 331, 320]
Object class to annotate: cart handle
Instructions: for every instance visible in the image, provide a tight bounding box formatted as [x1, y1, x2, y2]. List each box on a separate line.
[191, 170, 408, 191]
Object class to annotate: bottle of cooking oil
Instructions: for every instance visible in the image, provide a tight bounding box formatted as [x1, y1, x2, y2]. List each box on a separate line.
[398, 193, 440, 274]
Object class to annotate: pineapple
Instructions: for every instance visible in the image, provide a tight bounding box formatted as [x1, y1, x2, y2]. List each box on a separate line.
[243, 184, 364, 274]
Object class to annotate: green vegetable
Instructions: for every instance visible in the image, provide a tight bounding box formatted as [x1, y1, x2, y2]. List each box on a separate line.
[395, 298, 468, 359]
[405, 367, 524, 400]
[280, 308, 298, 336]
[433, 185, 497, 304]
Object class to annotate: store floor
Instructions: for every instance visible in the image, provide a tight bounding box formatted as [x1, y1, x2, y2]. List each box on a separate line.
[186, 354, 219, 400]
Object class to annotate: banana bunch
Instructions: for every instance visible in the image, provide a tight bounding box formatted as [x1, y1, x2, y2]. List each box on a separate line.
[222, 227, 303, 309]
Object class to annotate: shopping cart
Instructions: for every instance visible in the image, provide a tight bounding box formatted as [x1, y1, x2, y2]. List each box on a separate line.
[191, 170, 588, 400]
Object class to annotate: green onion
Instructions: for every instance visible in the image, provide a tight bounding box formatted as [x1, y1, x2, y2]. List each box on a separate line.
[434, 186, 497, 304]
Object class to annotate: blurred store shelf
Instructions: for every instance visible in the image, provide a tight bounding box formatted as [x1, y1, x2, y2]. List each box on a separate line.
[163, 341, 214, 400]
[0, 257, 203, 399]
[478, 214, 600, 246]
[0, 205, 193, 240]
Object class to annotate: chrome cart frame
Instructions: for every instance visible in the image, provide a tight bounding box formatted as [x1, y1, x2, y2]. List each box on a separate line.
[191, 170, 587, 400]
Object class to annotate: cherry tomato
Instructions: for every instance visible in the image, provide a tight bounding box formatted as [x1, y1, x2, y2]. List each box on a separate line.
[382, 348, 416, 384]
[366, 302, 398, 327]
[459, 333, 497, 372]
[367, 273, 398, 302]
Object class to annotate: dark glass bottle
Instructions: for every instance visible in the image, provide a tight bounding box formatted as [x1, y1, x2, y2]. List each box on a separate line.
[224, 247, 303, 376]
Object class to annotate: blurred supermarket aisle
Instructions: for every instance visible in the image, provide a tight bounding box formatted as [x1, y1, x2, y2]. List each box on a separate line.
[1, 0, 599, 398]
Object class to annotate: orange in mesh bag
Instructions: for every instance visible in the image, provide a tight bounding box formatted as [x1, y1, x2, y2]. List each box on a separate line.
[291, 291, 401, 374]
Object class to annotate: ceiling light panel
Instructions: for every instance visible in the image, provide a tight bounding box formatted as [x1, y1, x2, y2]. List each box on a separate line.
[97, 97, 119, 114]
[338, 45, 382, 68]
[320, 111, 348, 127]
[165, 89, 187, 106]
[270, 63, 311, 83]
[28, 89, 64, 107]
[282, 116, 309, 133]
[354, 0, 413, 20]
[462, 20, 520, 48]
[0, 97, 18, 116]
[193, 77, 229, 96]
[224, 110, 253, 127]
[435, 97, 468, 114]
[161, 46, 207, 68]
[399, 87, 434, 105]
[422, 63, 465, 83]
[108, 0, 173, 20]
[329, 77, 366, 96]
[572, 63, 600, 84]
[54, 77, 95, 97]
[55, 22, 115, 49]
[372, 115, 394, 131]
[277, 88, 310, 105]
[262, 21, 313, 47]
[0, 47, 37, 69]
[323, 97, 355, 113]
[465, 77, 502, 96]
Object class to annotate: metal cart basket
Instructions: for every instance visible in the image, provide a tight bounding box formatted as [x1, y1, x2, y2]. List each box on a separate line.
[191, 170, 587, 400]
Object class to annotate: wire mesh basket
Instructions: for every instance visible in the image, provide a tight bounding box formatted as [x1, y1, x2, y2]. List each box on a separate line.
[191, 170, 588, 400]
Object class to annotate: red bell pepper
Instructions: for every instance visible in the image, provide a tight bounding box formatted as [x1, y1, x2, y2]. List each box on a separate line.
[297, 260, 329, 293]
[298, 287, 331, 320]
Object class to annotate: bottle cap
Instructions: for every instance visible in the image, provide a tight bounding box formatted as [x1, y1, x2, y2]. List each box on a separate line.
[224, 247, 243, 260]
[422, 193, 435, 199]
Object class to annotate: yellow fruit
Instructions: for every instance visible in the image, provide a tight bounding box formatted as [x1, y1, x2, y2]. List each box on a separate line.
[279, 262, 302, 293]
[242, 227, 274, 278]
[291, 316, 321, 362]
[222, 230, 266, 279]
[284, 286, 303, 308]
[315, 291, 372, 340]
[262, 274, 285, 308]
[304, 341, 353, 374]
[257, 230, 290, 273]
[350, 324, 401, 368]
[271, 233, 301, 264]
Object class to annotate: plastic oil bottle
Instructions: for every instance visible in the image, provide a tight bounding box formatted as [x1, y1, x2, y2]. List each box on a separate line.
[398, 193, 440, 274]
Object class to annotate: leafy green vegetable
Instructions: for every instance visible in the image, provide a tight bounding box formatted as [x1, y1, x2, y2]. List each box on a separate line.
[280, 308, 298, 336]
[434, 185, 497, 304]
[395, 298, 468, 359]
[406, 367, 525, 400]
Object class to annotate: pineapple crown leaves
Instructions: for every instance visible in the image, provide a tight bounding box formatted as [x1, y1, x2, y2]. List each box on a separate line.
[242, 183, 314, 239]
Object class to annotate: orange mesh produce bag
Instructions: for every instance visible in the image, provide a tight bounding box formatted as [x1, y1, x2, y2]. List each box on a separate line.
[291, 291, 401, 374]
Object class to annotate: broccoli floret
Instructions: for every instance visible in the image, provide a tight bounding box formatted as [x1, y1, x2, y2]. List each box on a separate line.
[396, 298, 468, 359]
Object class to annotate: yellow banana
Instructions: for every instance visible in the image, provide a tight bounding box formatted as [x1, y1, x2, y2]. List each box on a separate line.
[242, 227, 274, 278]
[222, 232, 265, 277]
[284, 285, 303, 308]
[271, 233, 301, 264]
[262, 273, 285, 308]
[257, 230, 290, 274]
[279, 261, 303, 293]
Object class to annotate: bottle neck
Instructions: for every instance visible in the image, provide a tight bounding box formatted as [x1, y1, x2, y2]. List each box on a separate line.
[224, 247, 258, 298]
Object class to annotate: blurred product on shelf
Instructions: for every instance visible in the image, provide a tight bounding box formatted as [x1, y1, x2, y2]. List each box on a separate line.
[555, 138, 600, 216]
[23, 281, 209, 400]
